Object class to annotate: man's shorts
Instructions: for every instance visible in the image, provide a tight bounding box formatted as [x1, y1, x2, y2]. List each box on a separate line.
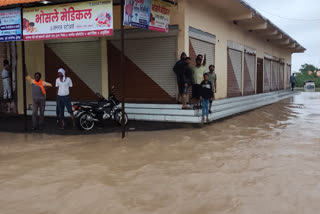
[192, 84, 201, 99]
[57, 95, 73, 119]
[177, 78, 184, 94]
[183, 84, 191, 95]
[210, 92, 215, 103]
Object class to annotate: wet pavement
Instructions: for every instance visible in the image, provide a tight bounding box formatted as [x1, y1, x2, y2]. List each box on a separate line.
[0, 92, 320, 214]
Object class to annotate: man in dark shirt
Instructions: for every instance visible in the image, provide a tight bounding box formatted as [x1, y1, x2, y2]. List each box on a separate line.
[182, 57, 192, 109]
[290, 73, 297, 91]
[200, 73, 213, 123]
[173, 52, 187, 103]
[26, 71, 52, 130]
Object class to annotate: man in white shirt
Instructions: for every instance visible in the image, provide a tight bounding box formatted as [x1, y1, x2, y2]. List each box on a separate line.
[2, 60, 12, 112]
[56, 68, 75, 129]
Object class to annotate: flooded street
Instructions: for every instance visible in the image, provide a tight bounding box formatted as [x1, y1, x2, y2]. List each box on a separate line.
[1, 92, 320, 214]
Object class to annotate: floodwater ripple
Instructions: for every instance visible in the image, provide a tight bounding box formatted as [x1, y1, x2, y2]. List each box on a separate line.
[0, 92, 320, 214]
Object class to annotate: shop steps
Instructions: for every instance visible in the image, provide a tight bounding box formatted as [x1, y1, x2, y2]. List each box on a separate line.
[27, 90, 296, 124]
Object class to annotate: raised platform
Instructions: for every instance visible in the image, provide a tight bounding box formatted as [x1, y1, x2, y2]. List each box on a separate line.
[27, 91, 296, 124]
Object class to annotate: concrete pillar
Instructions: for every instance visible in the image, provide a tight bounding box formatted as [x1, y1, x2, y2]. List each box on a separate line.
[100, 37, 109, 98]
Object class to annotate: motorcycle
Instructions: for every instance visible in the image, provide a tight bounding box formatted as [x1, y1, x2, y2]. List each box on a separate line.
[73, 91, 128, 131]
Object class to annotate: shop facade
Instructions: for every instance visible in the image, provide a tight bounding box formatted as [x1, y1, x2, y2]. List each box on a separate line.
[0, 0, 304, 115]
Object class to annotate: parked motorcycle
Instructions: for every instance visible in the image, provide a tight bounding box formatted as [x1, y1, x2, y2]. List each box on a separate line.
[73, 91, 128, 131]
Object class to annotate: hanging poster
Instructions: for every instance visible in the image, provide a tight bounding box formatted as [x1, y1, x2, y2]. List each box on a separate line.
[0, 8, 22, 42]
[149, 0, 171, 33]
[123, 0, 151, 29]
[23, 0, 113, 40]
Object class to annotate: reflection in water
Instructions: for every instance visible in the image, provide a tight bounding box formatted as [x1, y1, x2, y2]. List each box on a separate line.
[1, 92, 320, 214]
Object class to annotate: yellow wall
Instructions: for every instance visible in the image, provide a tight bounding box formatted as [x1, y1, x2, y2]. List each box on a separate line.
[184, 0, 293, 99]
[16, 41, 45, 114]
[16, 42, 23, 114]
[100, 37, 109, 97]
[25, 41, 46, 109]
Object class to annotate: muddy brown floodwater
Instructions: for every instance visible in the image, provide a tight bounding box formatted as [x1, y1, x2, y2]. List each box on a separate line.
[1, 92, 320, 214]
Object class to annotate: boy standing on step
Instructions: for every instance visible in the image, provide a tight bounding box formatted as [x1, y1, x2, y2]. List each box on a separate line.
[200, 73, 213, 123]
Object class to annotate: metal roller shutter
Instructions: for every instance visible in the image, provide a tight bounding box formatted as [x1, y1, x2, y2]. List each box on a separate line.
[257, 58, 263, 94]
[0, 43, 7, 98]
[279, 63, 284, 90]
[271, 61, 278, 91]
[244, 53, 256, 95]
[287, 65, 291, 89]
[264, 58, 271, 92]
[190, 38, 215, 66]
[46, 41, 102, 94]
[227, 49, 242, 97]
[110, 37, 177, 98]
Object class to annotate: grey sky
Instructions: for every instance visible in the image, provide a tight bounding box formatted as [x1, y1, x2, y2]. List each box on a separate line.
[244, 0, 320, 72]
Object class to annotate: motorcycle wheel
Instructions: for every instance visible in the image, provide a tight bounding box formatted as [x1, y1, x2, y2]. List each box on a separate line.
[77, 113, 95, 131]
[115, 110, 128, 126]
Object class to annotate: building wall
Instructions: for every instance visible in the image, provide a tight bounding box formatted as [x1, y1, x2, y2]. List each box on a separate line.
[14, 2, 295, 114]
[183, 0, 292, 99]
[16, 41, 45, 114]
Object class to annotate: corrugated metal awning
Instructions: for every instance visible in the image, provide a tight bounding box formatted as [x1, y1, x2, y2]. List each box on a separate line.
[0, 0, 40, 7]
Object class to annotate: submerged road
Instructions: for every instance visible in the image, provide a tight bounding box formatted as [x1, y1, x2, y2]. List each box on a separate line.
[0, 92, 319, 214]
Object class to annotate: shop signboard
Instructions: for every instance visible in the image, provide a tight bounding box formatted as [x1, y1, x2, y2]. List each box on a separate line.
[23, 0, 113, 40]
[0, 8, 22, 42]
[123, 0, 151, 29]
[149, 0, 171, 33]
[123, 0, 171, 32]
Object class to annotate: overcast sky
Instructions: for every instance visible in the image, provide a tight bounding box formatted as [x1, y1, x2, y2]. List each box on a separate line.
[244, 0, 320, 72]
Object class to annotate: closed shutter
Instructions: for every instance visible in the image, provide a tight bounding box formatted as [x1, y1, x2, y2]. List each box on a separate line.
[279, 63, 284, 90]
[110, 36, 177, 99]
[264, 58, 271, 92]
[287, 65, 291, 89]
[244, 53, 256, 95]
[271, 61, 278, 91]
[257, 58, 263, 94]
[0, 43, 7, 99]
[46, 41, 102, 94]
[190, 38, 215, 66]
[227, 48, 242, 97]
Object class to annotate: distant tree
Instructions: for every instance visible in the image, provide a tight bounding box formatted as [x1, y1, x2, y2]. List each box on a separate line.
[296, 64, 320, 87]
[299, 63, 318, 75]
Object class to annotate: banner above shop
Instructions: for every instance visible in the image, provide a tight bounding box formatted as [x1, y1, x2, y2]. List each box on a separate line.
[123, 0, 151, 29]
[123, 0, 171, 32]
[23, 0, 113, 41]
[0, 8, 22, 42]
[149, 0, 171, 33]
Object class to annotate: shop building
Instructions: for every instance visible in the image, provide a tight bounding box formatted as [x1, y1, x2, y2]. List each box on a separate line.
[0, 0, 304, 115]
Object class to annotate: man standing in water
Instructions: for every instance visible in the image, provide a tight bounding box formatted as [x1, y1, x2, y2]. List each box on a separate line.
[192, 54, 206, 109]
[173, 52, 187, 103]
[208, 65, 217, 114]
[56, 68, 75, 129]
[26, 70, 52, 130]
[290, 73, 297, 91]
[2, 60, 12, 113]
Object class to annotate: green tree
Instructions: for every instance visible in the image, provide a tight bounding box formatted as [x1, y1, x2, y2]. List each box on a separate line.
[295, 64, 320, 87]
[299, 63, 318, 74]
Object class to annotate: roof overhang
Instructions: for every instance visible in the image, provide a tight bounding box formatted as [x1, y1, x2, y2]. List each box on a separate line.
[202, 0, 306, 53]
[0, 0, 40, 7]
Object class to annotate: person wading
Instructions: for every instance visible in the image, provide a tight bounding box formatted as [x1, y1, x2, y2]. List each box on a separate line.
[192, 54, 206, 109]
[2, 60, 12, 113]
[200, 73, 213, 123]
[26, 70, 52, 130]
[290, 73, 297, 91]
[56, 68, 75, 129]
[208, 65, 217, 114]
[173, 52, 187, 103]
